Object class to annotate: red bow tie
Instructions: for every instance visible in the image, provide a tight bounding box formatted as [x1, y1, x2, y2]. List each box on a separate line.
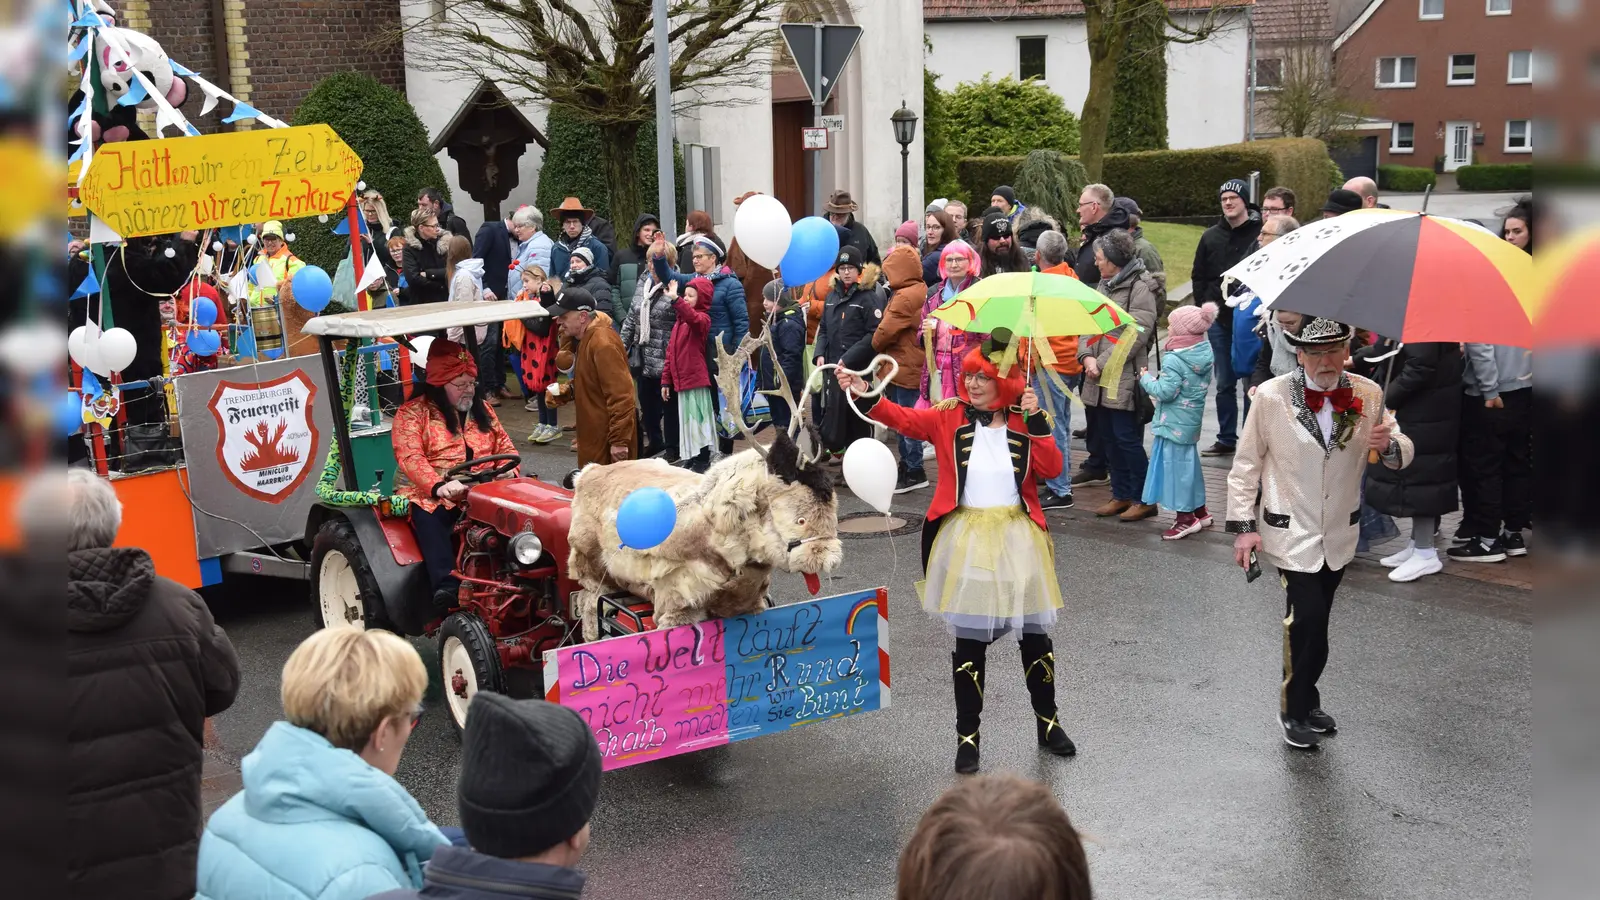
[1305, 385, 1355, 413]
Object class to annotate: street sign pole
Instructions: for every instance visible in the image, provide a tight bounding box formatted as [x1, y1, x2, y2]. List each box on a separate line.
[812, 23, 824, 218]
[654, 0, 677, 242]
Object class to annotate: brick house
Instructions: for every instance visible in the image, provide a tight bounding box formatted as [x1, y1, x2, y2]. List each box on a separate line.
[1333, 0, 1532, 171]
[125, 0, 406, 134]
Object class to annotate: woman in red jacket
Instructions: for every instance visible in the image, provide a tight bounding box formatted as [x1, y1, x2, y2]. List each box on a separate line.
[837, 330, 1075, 774]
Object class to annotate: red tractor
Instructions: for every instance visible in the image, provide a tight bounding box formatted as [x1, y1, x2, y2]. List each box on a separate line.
[301, 305, 653, 733]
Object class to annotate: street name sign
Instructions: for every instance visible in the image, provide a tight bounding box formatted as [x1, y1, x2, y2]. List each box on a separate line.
[79, 124, 363, 238]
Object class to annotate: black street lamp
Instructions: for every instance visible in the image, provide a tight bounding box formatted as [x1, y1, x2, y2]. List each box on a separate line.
[890, 101, 919, 223]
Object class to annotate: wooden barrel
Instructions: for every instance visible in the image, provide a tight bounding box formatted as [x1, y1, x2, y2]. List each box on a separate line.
[250, 302, 284, 357]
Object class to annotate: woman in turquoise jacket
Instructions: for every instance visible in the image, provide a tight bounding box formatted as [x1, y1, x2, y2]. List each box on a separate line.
[1138, 302, 1217, 540]
[197, 628, 447, 900]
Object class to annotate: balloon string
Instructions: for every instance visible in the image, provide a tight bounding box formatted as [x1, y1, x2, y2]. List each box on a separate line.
[806, 354, 900, 427]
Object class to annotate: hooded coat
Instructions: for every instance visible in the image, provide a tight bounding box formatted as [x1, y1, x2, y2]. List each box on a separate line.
[401, 230, 449, 306]
[663, 281, 713, 392]
[69, 546, 241, 900]
[655, 256, 750, 355]
[816, 263, 886, 450]
[564, 265, 615, 319]
[1077, 259, 1162, 412]
[196, 722, 448, 900]
[568, 312, 639, 468]
[1014, 205, 1059, 253]
[872, 246, 929, 390]
[610, 213, 660, 315]
[1138, 340, 1215, 444]
[1354, 340, 1464, 517]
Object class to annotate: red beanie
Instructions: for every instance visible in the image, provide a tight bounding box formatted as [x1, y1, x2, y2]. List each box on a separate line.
[426, 338, 478, 386]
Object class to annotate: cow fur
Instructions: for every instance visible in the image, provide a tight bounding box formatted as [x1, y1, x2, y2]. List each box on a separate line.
[567, 432, 843, 640]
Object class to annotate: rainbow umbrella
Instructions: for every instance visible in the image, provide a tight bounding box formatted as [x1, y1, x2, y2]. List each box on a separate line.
[1528, 226, 1600, 348]
[1224, 208, 1532, 347]
[929, 272, 1132, 338]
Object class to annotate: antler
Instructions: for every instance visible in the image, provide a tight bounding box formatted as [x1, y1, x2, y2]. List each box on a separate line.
[712, 334, 770, 459]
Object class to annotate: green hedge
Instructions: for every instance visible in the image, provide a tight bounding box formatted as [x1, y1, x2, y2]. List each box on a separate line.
[1107, 5, 1168, 153]
[1456, 163, 1532, 192]
[923, 67, 961, 200]
[287, 73, 449, 273]
[944, 75, 1080, 160]
[957, 138, 1334, 219]
[1377, 164, 1437, 192]
[534, 108, 686, 224]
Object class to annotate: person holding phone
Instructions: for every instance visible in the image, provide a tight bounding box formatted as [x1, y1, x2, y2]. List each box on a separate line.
[1225, 317, 1413, 751]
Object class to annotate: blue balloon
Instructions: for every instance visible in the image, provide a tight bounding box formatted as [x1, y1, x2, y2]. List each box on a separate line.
[193, 296, 218, 327]
[292, 265, 334, 313]
[616, 487, 677, 551]
[780, 216, 842, 287]
[187, 329, 221, 357]
[60, 392, 83, 437]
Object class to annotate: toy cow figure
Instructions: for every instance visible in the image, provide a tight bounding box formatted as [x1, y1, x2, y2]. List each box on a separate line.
[568, 329, 844, 641]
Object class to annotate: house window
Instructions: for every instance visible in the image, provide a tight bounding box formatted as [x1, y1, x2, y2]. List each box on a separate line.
[1420, 0, 1444, 17]
[1391, 122, 1416, 152]
[1018, 37, 1047, 81]
[1254, 57, 1284, 90]
[1376, 56, 1418, 87]
[1449, 54, 1477, 85]
[1505, 119, 1531, 152]
[1487, 0, 1512, 13]
[1508, 50, 1532, 83]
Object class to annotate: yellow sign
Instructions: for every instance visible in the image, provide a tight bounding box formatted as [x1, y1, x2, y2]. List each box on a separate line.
[0, 141, 55, 238]
[78, 124, 363, 238]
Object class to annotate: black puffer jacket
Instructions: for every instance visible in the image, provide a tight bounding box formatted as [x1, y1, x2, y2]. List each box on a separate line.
[1072, 202, 1132, 286]
[1355, 340, 1465, 517]
[620, 279, 675, 379]
[1190, 207, 1264, 319]
[68, 547, 240, 900]
[401, 229, 449, 306]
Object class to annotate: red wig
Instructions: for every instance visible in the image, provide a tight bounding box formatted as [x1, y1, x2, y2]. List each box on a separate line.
[958, 340, 1027, 410]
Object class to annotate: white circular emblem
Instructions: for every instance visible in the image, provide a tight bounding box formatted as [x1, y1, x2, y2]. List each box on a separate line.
[874, 308, 883, 318]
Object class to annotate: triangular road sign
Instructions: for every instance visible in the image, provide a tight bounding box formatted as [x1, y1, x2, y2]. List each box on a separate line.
[780, 23, 864, 107]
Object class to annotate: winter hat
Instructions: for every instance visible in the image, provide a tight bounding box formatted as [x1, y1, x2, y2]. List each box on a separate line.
[992, 185, 1017, 208]
[570, 246, 594, 269]
[894, 220, 920, 245]
[1165, 302, 1217, 351]
[982, 216, 1013, 242]
[1321, 189, 1363, 216]
[1219, 179, 1249, 200]
[835, 244, 864, 271]
[457, 693, 601, 859]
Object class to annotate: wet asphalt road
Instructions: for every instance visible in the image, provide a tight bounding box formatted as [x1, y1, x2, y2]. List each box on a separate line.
[205, 432, 1529, 899]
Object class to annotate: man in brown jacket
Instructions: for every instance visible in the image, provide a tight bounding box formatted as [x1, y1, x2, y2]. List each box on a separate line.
[872, 244, 930, 493]
[550, 287, 638, 468]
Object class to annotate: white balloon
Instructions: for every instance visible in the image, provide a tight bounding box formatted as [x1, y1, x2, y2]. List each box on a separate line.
[97, 327, 139, 372]
[408, 335, 433, 368]
[732, 194, 793, 269]
[842, 437, 897, 514]
[0, 321, 67, 375]
[68, 323, 101, 371]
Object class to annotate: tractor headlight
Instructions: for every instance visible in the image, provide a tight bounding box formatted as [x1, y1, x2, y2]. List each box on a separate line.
[508, 531, 544, 566]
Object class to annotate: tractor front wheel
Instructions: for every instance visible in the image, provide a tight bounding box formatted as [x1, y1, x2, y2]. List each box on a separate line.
[438, 611, 507, 736]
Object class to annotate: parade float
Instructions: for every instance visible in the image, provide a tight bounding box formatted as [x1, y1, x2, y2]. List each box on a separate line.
[64, 2, 894, 744]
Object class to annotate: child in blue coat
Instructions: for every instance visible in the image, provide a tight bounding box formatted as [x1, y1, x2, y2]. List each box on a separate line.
[1138, 302, 1217, 539]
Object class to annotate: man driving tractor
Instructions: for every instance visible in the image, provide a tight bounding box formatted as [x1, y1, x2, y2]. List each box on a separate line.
[392, 339, 523, 611]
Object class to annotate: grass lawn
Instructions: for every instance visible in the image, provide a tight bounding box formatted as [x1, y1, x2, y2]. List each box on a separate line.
[1141, 222, 1206, 288]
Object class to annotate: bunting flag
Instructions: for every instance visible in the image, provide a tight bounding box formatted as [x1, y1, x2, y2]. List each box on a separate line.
[331, 215, 370, 237]
[68, 37, 91, 61]
[72, 269, 101, 300]
[169, 59, 196, 77]
[116, 77, 148, 107]
[70, 9, 106, 28]
[222, 100, 263, 124]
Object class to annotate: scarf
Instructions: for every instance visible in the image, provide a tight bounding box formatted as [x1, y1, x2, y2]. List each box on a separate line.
[1098, 256, 1147, 295]
[557, 224, 594, 252]
[1164, 332, 1207, 352]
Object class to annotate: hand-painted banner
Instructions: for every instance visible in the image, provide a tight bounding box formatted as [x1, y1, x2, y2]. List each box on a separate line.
[78, 124, 362, 237]
[543, 588, 890, 771]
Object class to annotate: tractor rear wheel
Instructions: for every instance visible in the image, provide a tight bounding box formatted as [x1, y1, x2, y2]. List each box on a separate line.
[438, 611, 507, 736]
[309, 518, 388, 631]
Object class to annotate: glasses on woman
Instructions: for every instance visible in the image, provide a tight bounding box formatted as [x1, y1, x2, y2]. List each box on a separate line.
[963, 372, 994, 384]
[409, 704, 424, 730]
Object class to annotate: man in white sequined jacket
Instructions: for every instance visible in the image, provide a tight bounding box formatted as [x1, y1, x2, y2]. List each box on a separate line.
[1226, 317, 1414, 750]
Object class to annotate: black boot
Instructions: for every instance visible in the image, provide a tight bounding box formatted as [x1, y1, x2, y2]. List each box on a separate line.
[1021, 633, 1076, 756]
[952, 639, 987, 774]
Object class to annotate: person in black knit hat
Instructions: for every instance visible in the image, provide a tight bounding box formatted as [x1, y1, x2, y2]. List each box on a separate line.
[370, 693, 602, 899]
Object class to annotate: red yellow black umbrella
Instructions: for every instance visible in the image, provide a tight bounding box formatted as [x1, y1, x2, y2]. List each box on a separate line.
[1223, 208, 1532, 347]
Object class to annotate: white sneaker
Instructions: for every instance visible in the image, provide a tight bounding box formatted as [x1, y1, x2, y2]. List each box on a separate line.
[1379, 543, 1415, 568]
[923, 444, 936, 462]
[1389, 552, 1442, 583]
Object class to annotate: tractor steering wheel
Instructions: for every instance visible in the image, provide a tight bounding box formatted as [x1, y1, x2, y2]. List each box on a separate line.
[443, 454, 523, 485]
